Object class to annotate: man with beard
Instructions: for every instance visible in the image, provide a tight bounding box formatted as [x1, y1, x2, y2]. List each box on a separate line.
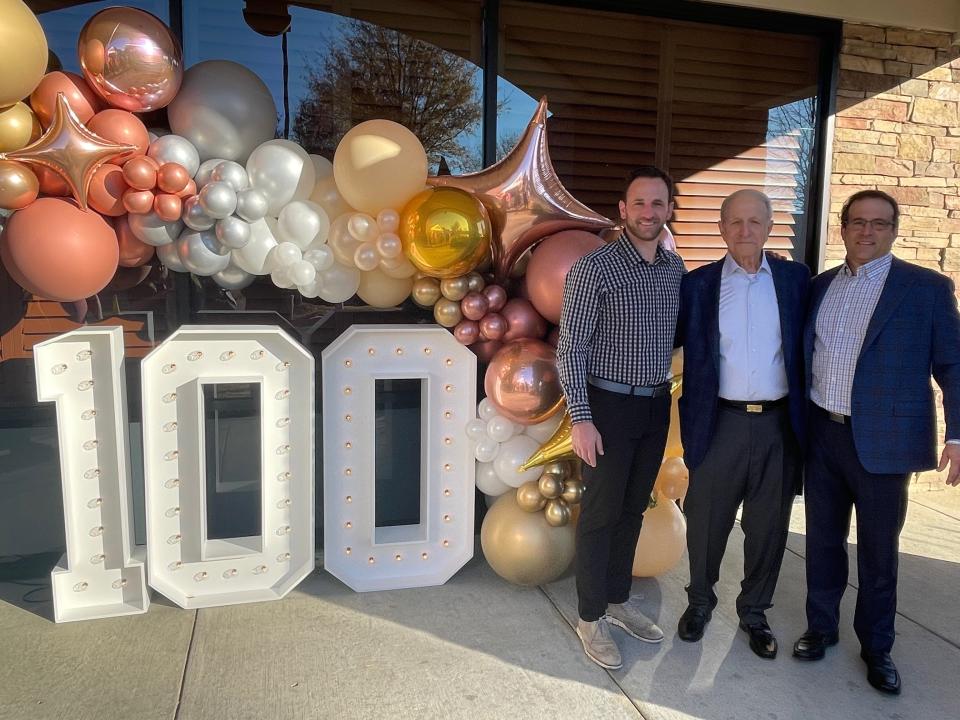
[557, 166, 685, 669]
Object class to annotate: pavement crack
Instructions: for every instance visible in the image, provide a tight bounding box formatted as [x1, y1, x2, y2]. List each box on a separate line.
[173, 610, 200, 720]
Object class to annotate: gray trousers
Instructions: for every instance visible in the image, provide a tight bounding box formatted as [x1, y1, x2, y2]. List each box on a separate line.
[683, 404, 800, 624]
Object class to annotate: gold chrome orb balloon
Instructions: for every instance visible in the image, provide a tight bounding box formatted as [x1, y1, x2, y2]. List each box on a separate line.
[544, 498, 571, 527]
[439, 275, 470, 302]
[560, 479, 584, 505]
[433, 297, 462, 328]
[516, 481, 546, 513]
[481, 493, 575, 586]
[538, 472, 563, 500]
[400, 187, 490, 278]
[0, 160, 39, 210]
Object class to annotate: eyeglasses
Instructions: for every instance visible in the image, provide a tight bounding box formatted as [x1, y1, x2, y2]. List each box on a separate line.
[845, 218, 895, 231]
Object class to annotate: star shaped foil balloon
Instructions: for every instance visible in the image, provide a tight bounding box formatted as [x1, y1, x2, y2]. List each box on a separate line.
[0, 93, 135, 210]
[429, 97, 614, 282]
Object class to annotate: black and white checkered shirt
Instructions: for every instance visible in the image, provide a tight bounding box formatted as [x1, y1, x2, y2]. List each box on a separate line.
[557, 234, 685, 424]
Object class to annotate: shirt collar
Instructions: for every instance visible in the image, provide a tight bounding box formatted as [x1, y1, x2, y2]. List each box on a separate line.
[721, 252, 771, 278]
[617, 231, 668, 266]
[842, 252, 892, 279]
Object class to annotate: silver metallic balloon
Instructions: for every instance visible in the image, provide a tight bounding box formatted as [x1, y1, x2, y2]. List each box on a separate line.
[213, 263, 255, 290]
[156, 239, 186, 272]
[194, 158, 222, 189]
[235, 187, 268, 223]
[167, 60, 277, 162]
[215, 216, 251, 249]
[147, 134, 200, 178]
[198, 181, 237, 220]
[182, 195, 215, 231]
[176, 228, 230, 276]
[127, 210, 183, 247]
[211, 160, 249, 192]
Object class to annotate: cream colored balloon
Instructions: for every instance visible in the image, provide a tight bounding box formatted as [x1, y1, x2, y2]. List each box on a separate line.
[481, 493, 575, 586]
[309, 174, 354, 221]
[333, 119, 428, 215]
[632, 496, 686, 578]
[0, 1, 48, 107]
[356, 267, 414, 308]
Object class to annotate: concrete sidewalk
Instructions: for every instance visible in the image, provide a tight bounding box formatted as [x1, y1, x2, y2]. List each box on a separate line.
[1, 490, 958, 720]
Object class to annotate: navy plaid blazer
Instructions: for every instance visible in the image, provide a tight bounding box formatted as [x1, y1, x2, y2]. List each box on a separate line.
[805, 257, 960, 474]
[676, 254, 810, 471]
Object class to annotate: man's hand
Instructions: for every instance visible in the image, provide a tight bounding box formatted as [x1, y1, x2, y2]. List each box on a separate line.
[937, 443, 960, 486]
[572, 421, 604, 468]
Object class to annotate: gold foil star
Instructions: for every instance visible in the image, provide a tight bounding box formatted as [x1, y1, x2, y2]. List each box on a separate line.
[1, 93, 135, 210]
[429, 97, 613, 282]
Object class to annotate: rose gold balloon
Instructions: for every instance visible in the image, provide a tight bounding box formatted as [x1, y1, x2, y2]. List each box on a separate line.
[29, 71, 104, 126]
[3, 94, 136, 210]
[0, 161, 39, 210]
[122, 188, 154, 214]
[78, 8, 183, 112]
[175, 178, 197, 198]
[88, 163, 128, 216]
[479, 312, 507, 341]
[34, 165, 70, 196]
[429, 98, 613, 282]
[153, 193, 181, 222]
[483, 283, 507, 312]
[525, 230, 605, 324]
[453, 319, 480, 345]
[87, 109, 149, 160]
[502, 298, 548, 341]
[471, 339, 502, 363]
[122, 156, 157, 190]
[156, 163, 190, 194]
[484, 338, 564, 425]
[461, 291, 490, 321]
[114, 215, 155, 267]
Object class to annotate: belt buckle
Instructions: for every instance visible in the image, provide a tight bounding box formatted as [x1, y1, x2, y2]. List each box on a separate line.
[828, 411, 845, 424]
[746, 403, 763, 413]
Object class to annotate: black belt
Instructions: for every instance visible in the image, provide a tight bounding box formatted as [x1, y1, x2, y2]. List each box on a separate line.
[813, 403, 849, 424]
[587, 376, 672, 397]
[719, 398, 787, 414]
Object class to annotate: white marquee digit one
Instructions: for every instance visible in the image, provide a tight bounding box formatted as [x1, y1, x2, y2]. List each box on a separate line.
[141, 326, 314, 609]
[34, 327, 149, 622]
[322, 326, 476, 591]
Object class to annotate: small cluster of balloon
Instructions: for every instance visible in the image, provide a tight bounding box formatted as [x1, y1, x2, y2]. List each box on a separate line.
[515, 460, 583, 527]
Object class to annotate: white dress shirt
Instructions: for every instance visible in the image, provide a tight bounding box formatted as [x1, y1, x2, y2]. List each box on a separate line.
[718, 253, 788, 401]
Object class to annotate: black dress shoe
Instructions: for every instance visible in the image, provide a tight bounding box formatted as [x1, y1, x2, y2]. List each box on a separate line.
[739, 620, 778, 659]
[792, 629, 839, 660]
[677, 606, 711, 642]
[860, 650, 901, 695]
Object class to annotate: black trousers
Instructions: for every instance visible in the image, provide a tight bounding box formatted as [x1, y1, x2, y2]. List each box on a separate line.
[804, 404, 909, 654]
[575, 386, 670, 621]
[684, 404, 800, 624]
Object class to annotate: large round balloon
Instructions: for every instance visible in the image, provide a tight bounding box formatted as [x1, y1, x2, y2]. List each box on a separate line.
[632, 496, 686, 578]
[400, 187, 491, 278]
[0, 197, 118, 301]
[29, 71, 103, 126]
[0, 0, 49, 107]
[481, 492, 575, 586]
[78, 7, 182, 112]
[525, 230, 605, 324]
[167, 60, 277, 162]
[232, 216, 279, 275]
[484, 339, 564, 426]
[115, 215, 155, 267]
[654, 457, 689, 502]
[87, 110, 149, 159]
[246, 139, 316, 217]
[0, 102, 42, 153]
[356, 267, 414, 308]
[333, 119, 428, 215]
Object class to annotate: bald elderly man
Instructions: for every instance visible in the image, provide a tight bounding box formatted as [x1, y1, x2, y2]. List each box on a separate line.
[674, 189, 809, 658]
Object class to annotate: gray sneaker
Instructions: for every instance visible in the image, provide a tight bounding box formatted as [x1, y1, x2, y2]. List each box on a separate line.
[576, 617, 622, 670]
[605, 595, 664, 643]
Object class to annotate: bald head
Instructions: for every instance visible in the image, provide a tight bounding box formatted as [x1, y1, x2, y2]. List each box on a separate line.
[718, 189, 774, 273]
[720, 189, 772, 223]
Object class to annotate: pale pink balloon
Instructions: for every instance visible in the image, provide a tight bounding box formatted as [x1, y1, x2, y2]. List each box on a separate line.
[483, 284, 507, 312]
[479, 312, 507, 341]
[122, 188, 154, 214]
[453, 320, 480, 345]
[502, 298, 547, 341]
[153, 193, 182, 222]
[461, 291, 490, 321]
[524, 230, 605, 324]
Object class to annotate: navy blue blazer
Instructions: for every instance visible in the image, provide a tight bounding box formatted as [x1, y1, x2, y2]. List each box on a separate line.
[805, 257, 960, 474]
[676, 254, 810, 471]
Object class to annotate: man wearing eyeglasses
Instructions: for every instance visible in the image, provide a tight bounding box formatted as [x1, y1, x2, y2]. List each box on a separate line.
[794, 190, 960, 695]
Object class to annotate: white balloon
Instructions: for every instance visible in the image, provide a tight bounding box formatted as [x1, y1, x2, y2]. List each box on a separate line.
[276, 200, 328, 249]
[147, 134, 201, 178]
[353, 242, 379, 272]
[465, 418, 487, 441]
[476, 461, 512, 497]
[235, 188, 269, 223]
[211, 160, 249, 192]
[525, 412, 565, 443]
[316, 263, 360, 303]
[246, 139, 316, 217]
[309, 154, 333, 182]
[182, 195, 215, 231]
[271, 267, 296, 289]
[487, 415, 515, 443]
[289, 260, 316, 287]
[303, 244, 334, 272]
[128, 211, 183, 247]
[213, 264, 255, 290]
[156, 240, 186, 272]
[478, 398, 498, 421]
[493, 435, 542, 488]
[268, 242, 302, 271]
[474, 437, 500, 463]
[232, 217, 278, 275]
[198, 181, 238, 219]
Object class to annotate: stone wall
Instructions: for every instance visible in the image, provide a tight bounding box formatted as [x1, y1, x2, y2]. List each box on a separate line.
[828, 24, 960, 489]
